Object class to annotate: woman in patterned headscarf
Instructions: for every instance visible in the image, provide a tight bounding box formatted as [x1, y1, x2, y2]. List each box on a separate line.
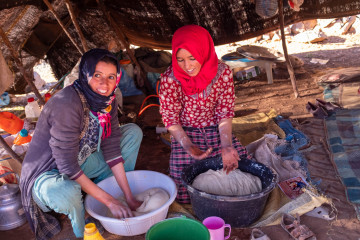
[20, 49, 143, 239]
[159, 25, 251, 203]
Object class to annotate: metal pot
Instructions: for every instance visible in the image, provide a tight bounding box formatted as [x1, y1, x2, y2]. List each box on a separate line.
[0, 172, 27, 230]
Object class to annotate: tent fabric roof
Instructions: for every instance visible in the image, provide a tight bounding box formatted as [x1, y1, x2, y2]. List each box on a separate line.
[1, 0, 360, 92]
[107, 0, 360, 49]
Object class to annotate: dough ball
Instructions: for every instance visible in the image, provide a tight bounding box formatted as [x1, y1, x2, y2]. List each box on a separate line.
[135, 187, 170, 213]
[192, 169, 262, 196]
[105, 187, 170, 218]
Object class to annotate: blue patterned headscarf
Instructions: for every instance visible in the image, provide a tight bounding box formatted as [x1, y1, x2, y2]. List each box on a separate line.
[73, 48, 121, 138]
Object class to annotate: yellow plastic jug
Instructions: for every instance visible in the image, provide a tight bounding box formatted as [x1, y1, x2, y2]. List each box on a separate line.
[83, 223, 105, 240]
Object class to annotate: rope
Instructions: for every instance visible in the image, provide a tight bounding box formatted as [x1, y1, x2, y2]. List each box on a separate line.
[137, 79, 161, 117]
[138, 104, 160, 117]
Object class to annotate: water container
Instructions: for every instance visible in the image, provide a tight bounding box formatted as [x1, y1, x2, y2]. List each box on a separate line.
[13, 129, 32, 145]
[25, 97, 41, 121]
[84, 223, 105, 240]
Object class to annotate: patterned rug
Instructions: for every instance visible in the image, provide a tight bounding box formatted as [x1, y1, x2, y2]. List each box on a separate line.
[324, 109, 360, 219]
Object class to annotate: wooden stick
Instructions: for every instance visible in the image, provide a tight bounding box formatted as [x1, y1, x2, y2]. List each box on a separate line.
[96, 0, 154, 94]
[0, 27, 45, 105]
[0, 136, 23, 165]
[65, 0, 88, 52]
[42, 0, 84, 55]
[278, 0, 299, 98]
[45, 72, 68, 95]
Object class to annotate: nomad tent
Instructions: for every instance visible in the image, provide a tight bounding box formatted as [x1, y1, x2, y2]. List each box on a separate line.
[1, 0, 360, 94]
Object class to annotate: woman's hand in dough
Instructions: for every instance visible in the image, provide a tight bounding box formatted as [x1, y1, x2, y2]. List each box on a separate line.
[221, 146, 240, 174]
[107, 198, 134, 218]
[126, 197, 143, 211]
[185, 145, 213, 160]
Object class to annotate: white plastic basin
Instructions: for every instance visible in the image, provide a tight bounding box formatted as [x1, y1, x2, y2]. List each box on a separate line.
[84, 170, 177, 236]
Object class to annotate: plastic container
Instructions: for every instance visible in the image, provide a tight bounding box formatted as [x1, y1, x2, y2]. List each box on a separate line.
[0, 112, 24, 134]
[84, 170, 177, 236]
[181, 157, 277, 227]
[84, 223, 105, 240]
[146, 216, 210, 240]
[13, 129, 32, 145]
[25, 97, 41, 120]
[44, 93, 51, 103]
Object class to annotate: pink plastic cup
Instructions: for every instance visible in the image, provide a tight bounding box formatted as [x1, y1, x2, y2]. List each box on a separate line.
[202, 216, 231, 240]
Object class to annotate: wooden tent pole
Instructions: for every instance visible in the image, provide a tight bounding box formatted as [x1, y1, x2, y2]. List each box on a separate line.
[0, 27, 45, 105]
[0, 136, 23, 164]
[65, 0, 89, 52]
[278, 0, 299, 98]
[96, 0, 154, 94]
[42, 0, 84, 55]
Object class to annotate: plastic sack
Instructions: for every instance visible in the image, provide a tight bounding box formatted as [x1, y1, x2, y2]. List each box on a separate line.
[0, 112, 24, 134]
[255, 0, 278, 19]
[117, 67, 143, 97]
[33, 72, 45, 90]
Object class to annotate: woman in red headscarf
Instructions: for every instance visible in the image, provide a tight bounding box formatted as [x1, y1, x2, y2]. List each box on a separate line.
[159, 25, 251, 203]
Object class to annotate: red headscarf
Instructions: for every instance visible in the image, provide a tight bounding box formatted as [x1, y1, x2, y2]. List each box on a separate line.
[172, 25, 218, 95]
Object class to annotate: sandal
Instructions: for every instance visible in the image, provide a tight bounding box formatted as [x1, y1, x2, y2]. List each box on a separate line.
[281, 213, 316, 240]
[306, 102, 328, 119]
[315, 99, 341, 112]
[304, 204, 336, 221]
[250, 228, 271, 240]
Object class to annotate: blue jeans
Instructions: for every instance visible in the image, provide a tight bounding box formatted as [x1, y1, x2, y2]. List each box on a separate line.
[32, 123, 142, 237]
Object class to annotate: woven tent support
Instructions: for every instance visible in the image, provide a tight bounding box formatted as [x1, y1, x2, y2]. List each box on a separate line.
[278, 0, 299, 98]
[65, 0, 88, 52]
[0, 27, 45, 105]
[43, 0, 84, 55]
[0, 134, 23, 164]
[96, 0, 155, 95]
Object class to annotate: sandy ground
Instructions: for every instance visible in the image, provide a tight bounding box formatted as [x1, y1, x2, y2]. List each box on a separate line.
[2, 25, 360, 239]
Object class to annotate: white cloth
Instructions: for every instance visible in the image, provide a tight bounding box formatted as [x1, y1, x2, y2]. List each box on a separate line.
[192, 169, 262, 196]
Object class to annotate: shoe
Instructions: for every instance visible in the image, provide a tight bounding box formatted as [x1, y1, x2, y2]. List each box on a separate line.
[306, 102, 328, 119]
[304, 204, 336, 221]
[315, 99, 341, 112]
[281, 213, 316, 240]
[250, 228, 271, 240]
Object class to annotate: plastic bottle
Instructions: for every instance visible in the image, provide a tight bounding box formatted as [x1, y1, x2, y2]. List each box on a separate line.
[44, 93, 52, 103]
[25, 97, 41, 121]
[83, 223, 105, 240]
[274, 135, 296, 157]
[13, 129, 32, 145]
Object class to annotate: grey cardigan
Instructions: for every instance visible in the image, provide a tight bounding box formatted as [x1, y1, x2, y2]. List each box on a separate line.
[20, 85, 123, 231]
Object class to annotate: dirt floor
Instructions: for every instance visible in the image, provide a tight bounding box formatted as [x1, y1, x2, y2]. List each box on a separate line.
[3, 30, 360, 239]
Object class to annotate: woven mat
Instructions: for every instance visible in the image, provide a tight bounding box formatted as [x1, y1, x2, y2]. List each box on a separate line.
[324, 109, 360, 219]
[339, 82, 360, 109]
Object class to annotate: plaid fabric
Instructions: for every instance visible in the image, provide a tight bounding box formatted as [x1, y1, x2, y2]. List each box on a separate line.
[170, 125, 250, 203]
[323, 84, 340, 103]
[325, 109, 360, 220]
[28, 199, 61, 240]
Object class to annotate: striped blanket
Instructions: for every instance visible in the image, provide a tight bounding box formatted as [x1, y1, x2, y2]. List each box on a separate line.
[324, 109, 360, 219]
